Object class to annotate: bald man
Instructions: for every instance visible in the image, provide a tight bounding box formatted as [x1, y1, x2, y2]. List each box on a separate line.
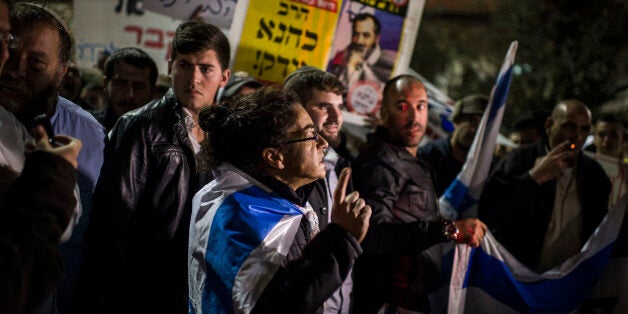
[352, 75, 486, 313]
[479, 99, 611, 272]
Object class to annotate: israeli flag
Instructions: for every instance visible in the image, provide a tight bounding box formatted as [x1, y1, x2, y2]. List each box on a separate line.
[448, 195, 627, 314]
[439, 41, 518, 220]
[188, 163, 306, 314]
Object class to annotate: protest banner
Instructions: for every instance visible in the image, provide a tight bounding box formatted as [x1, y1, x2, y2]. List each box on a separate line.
[229, 0, 342, 84]
[325, 0, 424, 117]
[143, 0, 237, 29]
[73, 0, 181, 75]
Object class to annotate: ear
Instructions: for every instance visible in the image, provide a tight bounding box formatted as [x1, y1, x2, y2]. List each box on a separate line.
[56, 63, 68, 83]
[219, 69, 231, 88]
[261, 147, 285, 170]
[544, 117, 553, 134]
[167, 59, 173, 78]
[102, 76, 109, 91]
[379, 101, 387, 125]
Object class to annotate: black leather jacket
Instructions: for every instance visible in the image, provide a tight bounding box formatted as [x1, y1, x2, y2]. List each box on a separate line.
[83, 90, 202, 314]
[352, 126, 449, 313]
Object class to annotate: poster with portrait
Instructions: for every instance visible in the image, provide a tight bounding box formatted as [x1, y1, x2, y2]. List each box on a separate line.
[229, 0, 342, 84]
[325, 0, 425, 117]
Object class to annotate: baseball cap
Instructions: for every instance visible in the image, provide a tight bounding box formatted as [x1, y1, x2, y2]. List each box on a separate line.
[221, 71, 262, 100]
[451, 94, 489, 123]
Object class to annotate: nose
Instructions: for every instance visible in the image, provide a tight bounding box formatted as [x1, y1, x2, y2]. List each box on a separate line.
[190, 66, 203, 85]
[0, 45, 8, 69]
[317, 134, 328, 150]
[408, 106, 420, 123]
[126, 83, 135, 99]
[328, 105, 340, 121]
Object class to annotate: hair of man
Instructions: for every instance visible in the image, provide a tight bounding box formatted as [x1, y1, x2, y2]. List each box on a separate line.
[104, 47, 158, 87]
[380, 73, 425, 117]
[352, 13, 380, 35]
[284, 68, 345, 105]
[198, 85, 299, 173]
[171, 21, 230, 71]
[11, 2, 72, 65]
[595, 113, 624, 133]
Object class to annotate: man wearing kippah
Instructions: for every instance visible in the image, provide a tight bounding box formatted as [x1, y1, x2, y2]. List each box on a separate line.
[418, 94, 488, 196]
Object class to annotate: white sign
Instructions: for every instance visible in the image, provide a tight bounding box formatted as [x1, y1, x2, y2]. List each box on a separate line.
[73, 0, 182, 75]
[143, 0, 237, 29]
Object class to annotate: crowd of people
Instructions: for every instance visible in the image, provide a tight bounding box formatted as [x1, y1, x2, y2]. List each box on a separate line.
[0, 1, 625, 314]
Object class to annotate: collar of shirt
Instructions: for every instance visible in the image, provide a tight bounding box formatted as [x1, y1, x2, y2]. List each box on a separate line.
[324, 147, 339, 171]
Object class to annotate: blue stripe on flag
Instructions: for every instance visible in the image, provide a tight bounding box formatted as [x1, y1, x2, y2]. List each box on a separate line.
[487, 65, 513, 124]
[465, 243, 615, 313]
[439, 42, 517, 219]
[202, 185, 302, 314]
[442, 178, 476, 213]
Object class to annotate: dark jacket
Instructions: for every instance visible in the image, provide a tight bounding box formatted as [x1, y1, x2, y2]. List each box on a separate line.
[0, 151, 77, 314]
[251, 174, 362, 314]
[82, 90, 202, 314]
[306, 152, 354, 314]
[478, 140, 611, 270]
[308, 153, 353, 230]
[417, 136, 462, 196]
[352, 127, 449, 313]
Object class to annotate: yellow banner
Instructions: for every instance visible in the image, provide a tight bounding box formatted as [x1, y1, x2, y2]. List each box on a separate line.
[234, 0, 342, 83]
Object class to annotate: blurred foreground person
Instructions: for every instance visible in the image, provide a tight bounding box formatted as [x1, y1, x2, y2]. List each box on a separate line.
[1, 126, 81, 314]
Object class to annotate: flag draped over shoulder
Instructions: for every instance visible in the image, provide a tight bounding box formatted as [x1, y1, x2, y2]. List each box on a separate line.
[188, 163, 305, 314]
[439, 41, 518, 220]
[448, 195, 627, 314]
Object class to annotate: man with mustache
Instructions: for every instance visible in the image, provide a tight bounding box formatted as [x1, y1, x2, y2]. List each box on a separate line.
[418, 94, 489, 196]
[479, 100, 611, 273]
[0, 3, 106, 312]
[92, 47, 157, 131]
[81, 21, 230, 313]
[328, 13, 395, 89]
[351, 75, 487, 313]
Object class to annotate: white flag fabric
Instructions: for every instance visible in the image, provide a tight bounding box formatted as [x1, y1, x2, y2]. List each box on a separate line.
[188, 163, 305, 314]
[448, 195, 627, 314]
[439, 41, 518, 220]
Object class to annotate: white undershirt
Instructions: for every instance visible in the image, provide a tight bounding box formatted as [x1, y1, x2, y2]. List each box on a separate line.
[182, 108, 201, 154]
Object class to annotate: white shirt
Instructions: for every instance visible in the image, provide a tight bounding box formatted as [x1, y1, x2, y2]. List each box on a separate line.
[538, 168, 582, 272]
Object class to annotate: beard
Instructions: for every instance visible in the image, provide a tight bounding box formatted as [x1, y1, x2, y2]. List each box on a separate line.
[0, 78, 59, 126]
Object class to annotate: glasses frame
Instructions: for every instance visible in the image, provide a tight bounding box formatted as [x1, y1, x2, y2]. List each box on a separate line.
[283, 132, 319, 145]
[0, 32, 21, 49]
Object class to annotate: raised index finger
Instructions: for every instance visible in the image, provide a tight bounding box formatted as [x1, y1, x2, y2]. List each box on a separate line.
[334, 167, 351, 203]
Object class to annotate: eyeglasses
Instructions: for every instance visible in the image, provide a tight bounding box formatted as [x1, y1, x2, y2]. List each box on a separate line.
[0, 32, 21, 49]
[284, 132, 319, 144]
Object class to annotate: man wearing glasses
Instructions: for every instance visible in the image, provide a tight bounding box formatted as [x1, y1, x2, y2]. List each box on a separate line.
[0, 0, 27, 174]
[188, 86, 371, 313]
[284, 66, 357, 313]
[82, 21, 230, 313]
